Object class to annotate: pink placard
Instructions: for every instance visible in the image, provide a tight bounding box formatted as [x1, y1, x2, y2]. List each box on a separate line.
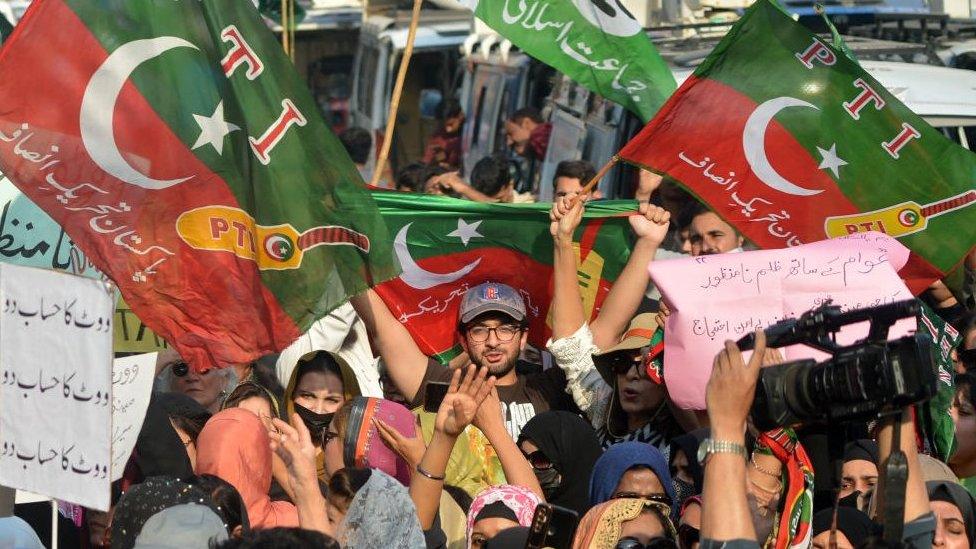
[650, 232, 914, 410]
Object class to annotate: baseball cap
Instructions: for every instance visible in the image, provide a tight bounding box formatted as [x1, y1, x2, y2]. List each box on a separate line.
[459, 282, 526, 324]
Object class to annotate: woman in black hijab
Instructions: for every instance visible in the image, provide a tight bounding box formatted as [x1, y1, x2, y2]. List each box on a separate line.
[516, 411, 603, 516]
[927, 480, 976, 548]
[669, 428, 709, 506]
[134, 392, 211, 480]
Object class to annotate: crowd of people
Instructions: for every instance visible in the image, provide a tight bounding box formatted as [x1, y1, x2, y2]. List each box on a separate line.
[2, 102, 975, 549]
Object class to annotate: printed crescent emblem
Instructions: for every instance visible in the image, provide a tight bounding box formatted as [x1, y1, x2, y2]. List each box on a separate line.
[570, 0, 642, 36]
[742, 97, 824, 197]
[395, 223, 481, 290]
[80, 37, 199, 190]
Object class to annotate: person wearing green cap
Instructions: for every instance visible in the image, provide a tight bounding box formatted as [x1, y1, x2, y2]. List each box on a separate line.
[547, 196, 689, 450]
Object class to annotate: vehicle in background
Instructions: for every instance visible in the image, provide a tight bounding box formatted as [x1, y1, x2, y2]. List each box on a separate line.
[350, 9, 470, 181]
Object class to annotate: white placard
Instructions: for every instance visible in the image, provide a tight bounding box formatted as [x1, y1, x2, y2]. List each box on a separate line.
[0, 264, 113, 510]
[110, 352, 156, 481]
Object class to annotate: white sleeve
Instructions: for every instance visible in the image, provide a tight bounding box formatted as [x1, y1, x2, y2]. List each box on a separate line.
[546, 323, 612, 429]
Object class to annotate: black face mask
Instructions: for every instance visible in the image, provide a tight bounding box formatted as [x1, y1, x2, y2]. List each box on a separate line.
[534, 467, 562, 500]
[672, 478, 696, 508]
[293, 403, 333, 445]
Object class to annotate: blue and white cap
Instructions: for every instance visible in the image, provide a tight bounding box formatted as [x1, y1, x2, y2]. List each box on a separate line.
[458, 282, 526, 324]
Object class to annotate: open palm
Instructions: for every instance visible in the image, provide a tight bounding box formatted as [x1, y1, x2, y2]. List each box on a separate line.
[436, 365, 495, 437]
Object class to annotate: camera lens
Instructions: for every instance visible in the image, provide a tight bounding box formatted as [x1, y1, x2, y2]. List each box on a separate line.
[172, 361, 189, 377]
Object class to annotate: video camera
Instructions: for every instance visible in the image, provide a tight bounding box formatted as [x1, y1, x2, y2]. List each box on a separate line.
[737, 299, 936, 431]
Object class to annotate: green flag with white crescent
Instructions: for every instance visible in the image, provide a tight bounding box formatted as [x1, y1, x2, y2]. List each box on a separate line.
[462, 0, 676, 122]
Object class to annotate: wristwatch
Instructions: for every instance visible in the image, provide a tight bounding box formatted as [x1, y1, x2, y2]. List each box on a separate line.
[697, 438, 748, 464]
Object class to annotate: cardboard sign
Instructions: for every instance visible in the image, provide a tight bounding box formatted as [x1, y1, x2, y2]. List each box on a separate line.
[0, 264, 114, 510]
[651, 232, 914, 409]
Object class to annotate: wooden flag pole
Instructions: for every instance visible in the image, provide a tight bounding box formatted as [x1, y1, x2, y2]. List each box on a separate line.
[370, 0, 423, 187]
[289, 0, 296, 61]
[281, 0, 291, 58]
[577, 155, 619, 198]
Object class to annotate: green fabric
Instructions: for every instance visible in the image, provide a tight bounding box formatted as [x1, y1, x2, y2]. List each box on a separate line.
[962, 476, 976, 500]
[917, 301, 961, 461]
[464, 0, 676, 121]
[258, 0, 307, 25]
[63, 0, 398, 331]
[0, 12, 13, 43]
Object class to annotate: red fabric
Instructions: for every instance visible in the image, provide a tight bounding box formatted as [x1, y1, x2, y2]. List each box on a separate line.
[528, 122, 552, 159]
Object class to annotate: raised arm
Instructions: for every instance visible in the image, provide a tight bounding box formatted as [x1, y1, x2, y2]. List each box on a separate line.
[701, 330, 766, 543]
[472, 389, 545, 499]
[350, 289, 429, 402]
[874, 409, 930, 525]
[408, 365, 494, 528]
[270, 414, 332, 536]
[550, 197, 587, 340]
[589, 203, 670, 350]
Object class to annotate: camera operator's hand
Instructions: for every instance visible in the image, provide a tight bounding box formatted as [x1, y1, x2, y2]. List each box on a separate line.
[706, 329, 766, 440]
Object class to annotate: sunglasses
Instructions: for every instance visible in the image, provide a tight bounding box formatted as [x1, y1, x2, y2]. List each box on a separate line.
[616, 537, 678, 549]
[601, 347, 654, 378]
[524, 450, 554, 470]
[171, 361, 190, 377]
[612, 492, 673, 509]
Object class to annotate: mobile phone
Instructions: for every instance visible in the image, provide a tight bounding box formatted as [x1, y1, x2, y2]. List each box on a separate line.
[525, 503, 579, 549]
[423, 381, 450, 413]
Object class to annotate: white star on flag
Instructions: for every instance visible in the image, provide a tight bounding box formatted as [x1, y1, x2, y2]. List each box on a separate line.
[816, 143, 848, 179]
[191, 101, 239, 155]
[447, 218, 483, 246]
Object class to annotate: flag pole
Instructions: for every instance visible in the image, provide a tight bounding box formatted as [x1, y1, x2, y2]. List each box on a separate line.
[578, 155, 619, 197]
[370, 0, 423, 188]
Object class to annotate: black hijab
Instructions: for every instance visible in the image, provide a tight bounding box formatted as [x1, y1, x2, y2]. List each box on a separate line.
[843, 440, 879, 465]
[517, 411, 603, 516]
[927, 480, 976, 546]
[811, 507, 876, 548]
[669, 428, 709, 494]
[134, 392, 210, 480]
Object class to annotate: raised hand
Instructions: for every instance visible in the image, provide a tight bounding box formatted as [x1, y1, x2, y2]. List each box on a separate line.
[629, 202, 671, 246]
[436, 364, 495, 438]
[549, 195, 584, 239]
[375, 417, 427, 468]
[270, 414, 319, 494]
[706, 329, 766, 437]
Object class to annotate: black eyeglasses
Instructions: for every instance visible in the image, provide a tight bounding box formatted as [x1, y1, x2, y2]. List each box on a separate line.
[616, 537, 679, 549]
[523, 450, 554, 470]
[677, 524, 699, 549]
[466, 325, 521, 343]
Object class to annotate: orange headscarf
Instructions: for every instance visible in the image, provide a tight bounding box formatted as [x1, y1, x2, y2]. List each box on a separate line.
[572, 498, 676, 549]
[195, 408, 299, 529]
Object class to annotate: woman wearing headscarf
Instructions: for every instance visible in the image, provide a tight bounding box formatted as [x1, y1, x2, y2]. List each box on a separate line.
[589, 442, 676, 507]
[284, 351, 363, 481]
[111, 476, 224, 549]
[327, 396, 416, 484]
[838, 439, 879, 501]
[195, 408, 299, 529]
[669, 429, 709, 507]
[466, 485, 541, 548]
[516, 411, 603, 516]
[572, 498, 677, 549]
[133, 392, 211, 480]
[810, 507, 876, 549]
[327, 467, 426, 548]
[928, 480, 976, 549]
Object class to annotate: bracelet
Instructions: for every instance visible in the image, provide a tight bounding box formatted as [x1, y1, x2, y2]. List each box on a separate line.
[750, 458, 780, 478]
[416, 464, 446, 481]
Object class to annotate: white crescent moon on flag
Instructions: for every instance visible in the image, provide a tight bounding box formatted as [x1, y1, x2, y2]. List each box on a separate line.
[395, 223, 481, 290]
[742, 96, 824, 197]
[80, 37, 198, 190]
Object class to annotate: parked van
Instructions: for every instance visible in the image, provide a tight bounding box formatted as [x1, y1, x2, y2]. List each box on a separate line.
[350, 10, 471, 179]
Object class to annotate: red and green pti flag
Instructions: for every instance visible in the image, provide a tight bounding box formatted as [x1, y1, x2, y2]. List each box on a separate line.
[0, 0, 396, 368]
[619, 0, 975, 293]
[371, 191, 634, 362]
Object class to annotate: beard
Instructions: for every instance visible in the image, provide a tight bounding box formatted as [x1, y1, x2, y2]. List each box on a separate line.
[471, 349, 519, 378]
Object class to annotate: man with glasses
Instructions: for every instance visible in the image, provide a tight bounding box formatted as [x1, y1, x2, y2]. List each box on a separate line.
[352, 281, 578, 438]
